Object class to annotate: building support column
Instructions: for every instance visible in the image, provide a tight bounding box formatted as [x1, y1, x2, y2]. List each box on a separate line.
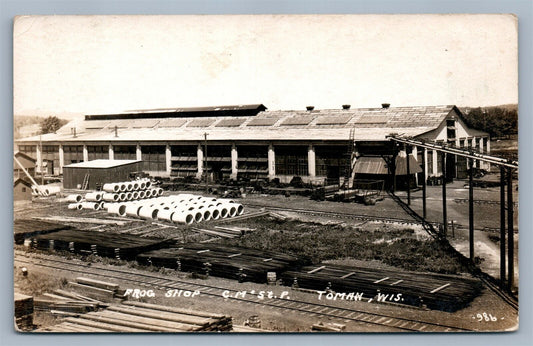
[136, 144, 142, 161]
[423, 147, 429, 181]
[411, 145, 418, 185]
[500, 166, 506, 289]
[196, 144, 204, 180]
[230, 143, 238, 180]
[82, 144, 88, 162]
[58, 145, 64, 175]
[268, 143, 275, 180]
[468, 158, 474, 261]
[308, 144, 316, 178]
[478, 137, 485, 170]
[421, 147, 427, 219]
[507, 168, 514, 291]
[441, 152, 447, 238]
[432, 149, 438, 176]
[108, 144, 114, 160]
[165, 144, 172, 176]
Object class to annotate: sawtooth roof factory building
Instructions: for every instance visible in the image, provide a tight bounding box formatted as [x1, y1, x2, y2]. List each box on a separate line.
[15, 104, 489, 185]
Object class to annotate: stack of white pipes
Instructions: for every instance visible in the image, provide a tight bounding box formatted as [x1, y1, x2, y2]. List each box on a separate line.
[65, 178, 164, 210]
[103, 193, 244, 225]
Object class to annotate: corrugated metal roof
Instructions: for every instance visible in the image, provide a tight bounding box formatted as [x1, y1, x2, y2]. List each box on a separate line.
[64, 159, 141, 169]
[17, 105, 479, 143]
[353, 157, 389, 174]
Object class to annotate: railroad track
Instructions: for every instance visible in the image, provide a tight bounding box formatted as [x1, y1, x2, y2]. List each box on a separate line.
[15, 251, 475, 332]
[242, 203, 429, 227]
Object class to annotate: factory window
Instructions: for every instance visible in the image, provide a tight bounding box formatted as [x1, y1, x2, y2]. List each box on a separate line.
[446, 119, 456, 139]
[42, 145, 58, 153]
[315, 146, 348, 178]
[87, 145, 108, 161]
[19, 145, 36, 154]
[142, 145, 166, 172]
[63, 145, 84, 164]
[114, 145, 136, 160]
[475, 138, 481, 151]
[427, 151, 433, 175]
[275, 146, 308, 176]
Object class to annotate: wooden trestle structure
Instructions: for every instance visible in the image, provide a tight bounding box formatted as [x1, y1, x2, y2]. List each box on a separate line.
[388, 136, 518, 291]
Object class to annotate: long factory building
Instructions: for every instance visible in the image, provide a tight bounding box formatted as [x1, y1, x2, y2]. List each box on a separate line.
[15, 104, 489, 184]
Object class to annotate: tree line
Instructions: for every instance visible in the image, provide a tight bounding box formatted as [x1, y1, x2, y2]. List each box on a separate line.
[461, 106, 517, 139]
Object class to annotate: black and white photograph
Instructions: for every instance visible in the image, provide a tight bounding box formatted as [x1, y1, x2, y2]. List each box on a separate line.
[13, 14, 519, 333]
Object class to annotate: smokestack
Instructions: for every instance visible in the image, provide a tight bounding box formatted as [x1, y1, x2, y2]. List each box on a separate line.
[381, 103, 390, 109]
[114, 125, 118, 137]
[342, 104, 351, 110]
[72, 127, 77, 138]
[306, 106, 315, 111]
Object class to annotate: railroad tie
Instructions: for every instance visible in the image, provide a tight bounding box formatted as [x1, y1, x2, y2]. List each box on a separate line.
[430, 283, 451, 294]
[307, 266, 326, 274]
[373, 277, 390, 284]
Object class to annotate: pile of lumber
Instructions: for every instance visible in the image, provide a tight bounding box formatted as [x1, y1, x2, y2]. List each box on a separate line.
[30, 229, 170, 260]
[137, 243, 301, 283]
[40, 301, 232, 332]
[33, 277, 124, 314]
[14, 293, 34, 331]
[281, 263, 482, 312]
[14, 219, 71, 245]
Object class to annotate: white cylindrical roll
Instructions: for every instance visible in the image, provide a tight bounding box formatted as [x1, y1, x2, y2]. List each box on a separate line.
[157, 209, 174, 222]
[99, 201, 106, 210]
[145, 180, 152, 189]
[65, 194, 83, 203]
[207, 206, 220, 220]
[234, 203, 244, 216]
[218, 206, 229, 218]
[138, 206, 159, 220]
[171, 211, 194, 225]
[132, 191, 139, 200]
[44, 186, 61, 196]
[103, 183, 120, 193]
[193, 211, 203, 223]
[85, 192, 102, 202]
[118, 192, 127, 201]
[138, 190, 146, 199]
[81, 202, 100, 210]
[125, 204, 142, 218]
[119, 183, 127, 192]
[126, 182, 134, 191]
[102, 193, 119, 202]
[67, 203, 82, 210]
[107, 203, 127, 216]
[126, 192, 133, 201]
[132, 182, 140, 191]
[202, 208, 212, 221]
[139, 181, 146, 190]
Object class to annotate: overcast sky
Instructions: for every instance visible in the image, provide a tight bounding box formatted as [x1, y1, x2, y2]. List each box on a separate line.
[13, 14, 517, 119]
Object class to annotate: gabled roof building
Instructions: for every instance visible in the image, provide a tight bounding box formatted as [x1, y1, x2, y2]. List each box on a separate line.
[15, 104, 490, 184]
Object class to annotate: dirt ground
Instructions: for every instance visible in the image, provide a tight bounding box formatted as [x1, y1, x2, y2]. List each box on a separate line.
[13, 180, 520, 332]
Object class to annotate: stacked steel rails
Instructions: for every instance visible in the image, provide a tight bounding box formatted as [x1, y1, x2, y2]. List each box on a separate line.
[281, 264, 483, 312]
[137, 243, 301, 283]
[28, 229, 170, 260]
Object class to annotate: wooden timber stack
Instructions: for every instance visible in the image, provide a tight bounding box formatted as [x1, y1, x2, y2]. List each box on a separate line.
[137, 243, 301, 283]
[30, 229, 170, 260]
[39, 301, 232, 332]
[14, 293, 34, 331]
[282, 263, 482, 312]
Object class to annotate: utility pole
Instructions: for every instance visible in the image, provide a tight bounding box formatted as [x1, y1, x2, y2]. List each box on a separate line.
[39, 134, 44, 185]
[204, 133, 208, 193]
